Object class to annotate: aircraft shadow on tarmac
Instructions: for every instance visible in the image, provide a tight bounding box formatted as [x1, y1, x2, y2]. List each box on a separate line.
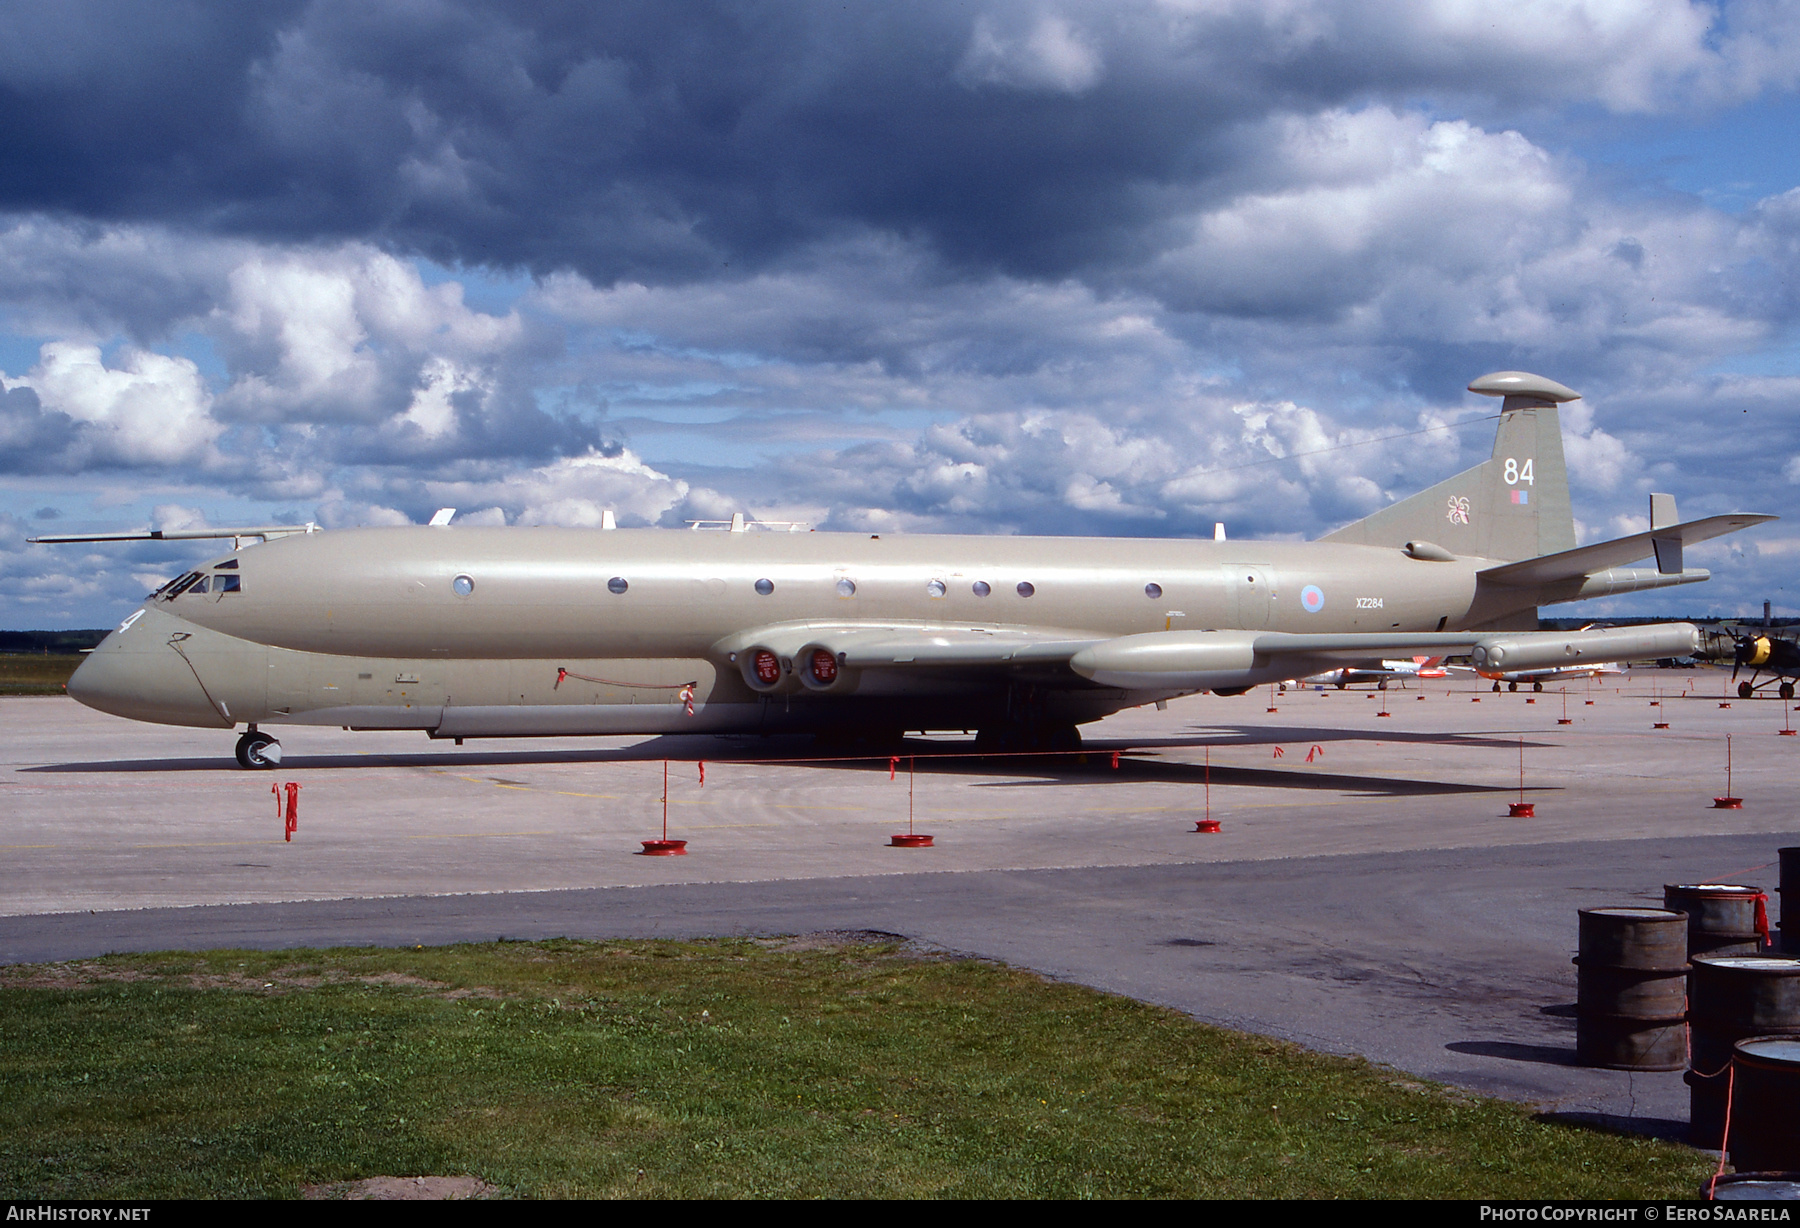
[28, 719, 1553, 791]
[1180, 725, 1563, 751]
[26, 734, 1527, 798]
[957, 756, 1519, 798]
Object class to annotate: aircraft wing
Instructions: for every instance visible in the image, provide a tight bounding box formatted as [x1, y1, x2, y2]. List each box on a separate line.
[715, 621, 1108, 670]
[836, 629, 1107, 666]
[733, 620, 1706, 695]
[1246, 632, 1482, 660]
[1070, 624, 1703, 690]
[1477, 514, 1775, 587]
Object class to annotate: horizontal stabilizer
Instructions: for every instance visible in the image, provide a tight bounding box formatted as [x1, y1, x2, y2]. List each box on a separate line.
[1478, 514, 1775, 587]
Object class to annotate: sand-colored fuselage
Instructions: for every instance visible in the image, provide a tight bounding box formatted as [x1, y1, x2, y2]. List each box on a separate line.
[69, 526, 1507, 739]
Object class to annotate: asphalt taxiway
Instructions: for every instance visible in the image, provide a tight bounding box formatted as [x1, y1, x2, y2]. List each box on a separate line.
[3, 672, 1796, 1138]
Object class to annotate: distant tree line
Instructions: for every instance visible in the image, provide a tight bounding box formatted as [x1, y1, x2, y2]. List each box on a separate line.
[0, 630, 110, 654]
[1540, 617, 1798, 630]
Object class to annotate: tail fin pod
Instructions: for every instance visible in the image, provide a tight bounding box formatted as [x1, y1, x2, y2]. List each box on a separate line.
[1318, 371, 1577, 562]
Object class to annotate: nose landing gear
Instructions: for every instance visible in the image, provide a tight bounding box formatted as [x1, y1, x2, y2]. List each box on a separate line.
[235, 727, 281, 769]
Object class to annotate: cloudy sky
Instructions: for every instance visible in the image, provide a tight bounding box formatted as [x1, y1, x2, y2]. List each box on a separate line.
[3, 0, 1798, 628]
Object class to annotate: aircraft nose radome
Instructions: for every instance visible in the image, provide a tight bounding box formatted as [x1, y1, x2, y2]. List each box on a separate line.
[68, 609, 232, 729]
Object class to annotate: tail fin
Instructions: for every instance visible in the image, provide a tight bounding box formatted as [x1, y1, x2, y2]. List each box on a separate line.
[1319, 371, 1577, 562]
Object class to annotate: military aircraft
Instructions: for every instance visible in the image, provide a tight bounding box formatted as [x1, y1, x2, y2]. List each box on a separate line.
[1701, 626, 1800, 700]
[35, 371, 1775, 768]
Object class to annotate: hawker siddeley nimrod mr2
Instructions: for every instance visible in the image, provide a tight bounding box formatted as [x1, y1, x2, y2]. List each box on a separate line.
[36, 371, 1776, 769]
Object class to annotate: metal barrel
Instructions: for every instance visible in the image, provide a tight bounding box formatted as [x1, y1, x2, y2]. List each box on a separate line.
[1686, 956, 1800, 1149]
[1728, 1037, 1800, 1174]
[1781, 848, 1800, 956]
[1665, 883, 1767, 960]
[1574, 908, 1689, 1070]
[1705, 1173, 1800, 1201]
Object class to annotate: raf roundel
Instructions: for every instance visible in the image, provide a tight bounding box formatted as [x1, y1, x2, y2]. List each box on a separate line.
[1300, 584, 1325, 614]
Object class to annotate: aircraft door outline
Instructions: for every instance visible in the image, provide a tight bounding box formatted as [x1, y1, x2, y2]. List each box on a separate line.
[1226, 565, 1275, 629]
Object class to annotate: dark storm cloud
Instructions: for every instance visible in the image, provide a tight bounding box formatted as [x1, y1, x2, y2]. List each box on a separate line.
[2, 1, 1773, 289]
[0, 2, 1186, 281]
[0, 384, 78, 471]
[5, 2, 1800, 628]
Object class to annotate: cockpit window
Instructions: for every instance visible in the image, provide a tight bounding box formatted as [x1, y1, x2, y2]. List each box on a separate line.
[162, 572, 203, 600]
[187, 576, 210, 595]
[214, 574, 241, 593]
[214, 559, 239, 570]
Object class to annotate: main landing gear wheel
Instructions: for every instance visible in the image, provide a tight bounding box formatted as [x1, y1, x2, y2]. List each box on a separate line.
[235, 729, 281, 769]
[1508, 681, 1519, 692]
[1492, 681, 1502, 693]
[1739, 681, 1755, 700]
[1784, 682, 1796, 701]
[1533, 681, 1544, 693]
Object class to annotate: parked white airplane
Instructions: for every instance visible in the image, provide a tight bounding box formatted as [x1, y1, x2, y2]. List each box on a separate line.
[1288, 656, 1448, 690]
[1453, 661, 1626, 692]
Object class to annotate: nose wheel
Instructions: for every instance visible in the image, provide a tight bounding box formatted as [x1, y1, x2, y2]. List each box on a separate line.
[235, 729, 281, 769]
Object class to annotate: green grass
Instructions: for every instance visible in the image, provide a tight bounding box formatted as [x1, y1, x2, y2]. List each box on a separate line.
[0, 938, 1710, 1199]
[0, 654, 82, 695]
